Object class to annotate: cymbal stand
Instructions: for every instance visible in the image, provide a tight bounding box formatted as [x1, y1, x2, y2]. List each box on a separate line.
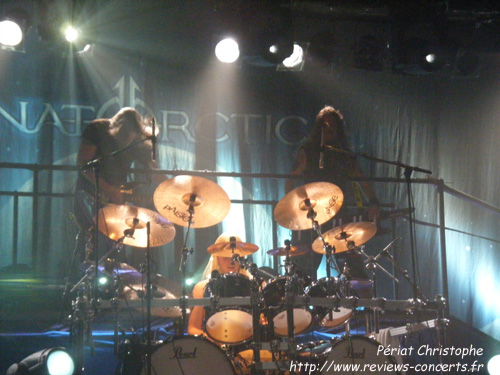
[357, 240, 400, 333]
[144, 222, 153, 375]
[245, 261, 264, 375]
[178, 194, 196, 334]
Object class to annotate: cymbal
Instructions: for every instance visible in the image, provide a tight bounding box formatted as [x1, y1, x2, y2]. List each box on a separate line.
[274, 182, 344, 230]
[207, 241, 259, 257]
[96, 204, 176, 248]
[312, 222, 377, 254]
[267, 245, 310, 257]
[153, 175, 230, 228]
[122, 279, 182, 318]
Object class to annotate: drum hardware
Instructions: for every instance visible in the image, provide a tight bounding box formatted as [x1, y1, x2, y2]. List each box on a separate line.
[153, 175, 231, 334]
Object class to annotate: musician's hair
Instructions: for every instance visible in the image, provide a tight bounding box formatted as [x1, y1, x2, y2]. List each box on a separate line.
[307, 105, 351, 151]
[110, 107, 143, 133]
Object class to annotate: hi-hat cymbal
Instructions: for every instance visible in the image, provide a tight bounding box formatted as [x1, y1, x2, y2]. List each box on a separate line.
[207, 241, 259, 257]
[267, 245, 310, 257]
[96, 204, 176, 248]
[312, 222, 377, 254]
[274, 182, 344, 230]
[153, 175, 230, 228]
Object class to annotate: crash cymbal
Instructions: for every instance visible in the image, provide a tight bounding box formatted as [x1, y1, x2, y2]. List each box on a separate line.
[312, 222, 377, 254]
[274, 182, 344, 230]
[96, 204, 176, 248]
[207, 241, 259, 257]
[267, 245, 310, 257]
[122, 280, 182, 318]
[153, 175, 230, 228]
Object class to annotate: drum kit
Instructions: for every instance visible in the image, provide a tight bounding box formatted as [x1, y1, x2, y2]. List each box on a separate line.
[68, 175, 443, 375]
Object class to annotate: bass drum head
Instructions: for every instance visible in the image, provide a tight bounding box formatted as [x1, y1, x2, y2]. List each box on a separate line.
[322, 335, 399, 375]
[141, 336, 236, 375]
[205, 309, 253, 344]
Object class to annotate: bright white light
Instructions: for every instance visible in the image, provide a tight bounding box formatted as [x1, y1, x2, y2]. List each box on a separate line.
[98, 276, 108, 285]
[269, 44, 278, 54]
[64, 26, 79, 43]
[425, 53, 436, 63]
[215, 38, 239, 63]
[46, 350, 75, 375]
[488, 355, 500, 375]
[0, 20, 23, 46]
[465, 245, 471, 251]
[282, 43, 304, 68]
[185, 278, 194, 286]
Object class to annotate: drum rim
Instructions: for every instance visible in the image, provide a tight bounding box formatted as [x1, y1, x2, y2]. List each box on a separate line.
[329, 334, 399, 366]
[146, 334, 237, 374]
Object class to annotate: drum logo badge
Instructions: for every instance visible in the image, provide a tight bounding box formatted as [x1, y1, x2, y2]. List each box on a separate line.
[170, 345, 198, 359]
[344, 347, 366, 359]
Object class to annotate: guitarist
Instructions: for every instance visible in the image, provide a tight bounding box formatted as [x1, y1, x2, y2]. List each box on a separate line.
[73, 107, 160, 265]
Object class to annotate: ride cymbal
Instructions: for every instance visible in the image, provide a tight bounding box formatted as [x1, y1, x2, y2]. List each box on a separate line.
[312, 221, 377, 254]
[96, 204, 176, 248]
[153, 175, 230, 228]
[267, 245, 310, 257]
[207, 241, 259, 257]
[274, 182, 344, 230]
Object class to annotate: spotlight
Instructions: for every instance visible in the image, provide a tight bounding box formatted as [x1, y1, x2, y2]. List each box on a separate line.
[488, 354, 500, 375]
[261, 34, 293, 65]
[63, 25, 79, 43]
[215, 37, 240, 63]
[0, 20, 23, 46]
[7, 347, 75, 375]
[394, 36, 451, 74]
[277, 42, 308, 71]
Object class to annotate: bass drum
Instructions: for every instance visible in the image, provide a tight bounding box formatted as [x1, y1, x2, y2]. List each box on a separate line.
[305, 277, 352, 328]
[141, 336, 237, 375]
[261, 275, 313, 337]
[204, 273, 254, 344]
[321, 335, 400, 375]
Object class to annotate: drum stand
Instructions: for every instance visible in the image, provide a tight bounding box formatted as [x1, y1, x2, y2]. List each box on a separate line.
[177, 195, 196, 333]
[357, 239, 399, 333]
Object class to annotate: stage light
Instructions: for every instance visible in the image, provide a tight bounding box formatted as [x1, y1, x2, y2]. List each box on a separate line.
[6, 347, 75, 375]
[488, 354, 500, 375]
[261, 34, 293, 65]
[215, 37, 240, 63]
[0, 19, 23, 46]
[281, 43, 303, 68]
[63, 25, 79, 43]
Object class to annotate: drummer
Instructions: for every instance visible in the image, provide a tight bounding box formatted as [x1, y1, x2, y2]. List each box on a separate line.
[187, 233, 252, 337]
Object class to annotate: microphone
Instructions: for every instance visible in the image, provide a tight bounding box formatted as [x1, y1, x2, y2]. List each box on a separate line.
[150, 116, 157, 162]
[374, 237, 401, 262]
[319, 121, 328, 169]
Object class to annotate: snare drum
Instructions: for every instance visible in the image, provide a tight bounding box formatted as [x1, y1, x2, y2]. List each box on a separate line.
[204, 273, 253, 344]
[305, 277, 352, 328]
[261, 276, 313, 337]
[321, 335, 399, 374]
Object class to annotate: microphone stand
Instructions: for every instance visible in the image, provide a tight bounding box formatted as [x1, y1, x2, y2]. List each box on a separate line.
[145, 222, 153, 375]
[357, 241, 400, 333]
[322, 145, 431, 302]
[178, 195, 196, 334]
